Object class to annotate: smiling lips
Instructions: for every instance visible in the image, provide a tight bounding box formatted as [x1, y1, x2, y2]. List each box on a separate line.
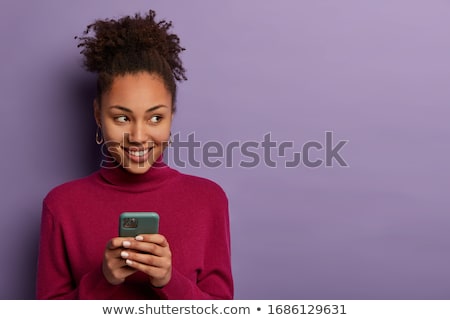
[123, 146, 153, 163]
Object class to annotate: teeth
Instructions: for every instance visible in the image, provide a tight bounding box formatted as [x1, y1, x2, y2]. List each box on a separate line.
[128, 149, 149, 157]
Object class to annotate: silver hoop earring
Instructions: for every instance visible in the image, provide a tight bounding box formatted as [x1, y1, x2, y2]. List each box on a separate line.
[169, 132, 173, 146]
[95, 126, 104, 145]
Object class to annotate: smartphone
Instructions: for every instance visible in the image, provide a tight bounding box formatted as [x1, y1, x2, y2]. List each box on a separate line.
[119, 212, 159, 237]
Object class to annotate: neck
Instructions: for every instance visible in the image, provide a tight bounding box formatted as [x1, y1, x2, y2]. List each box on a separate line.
[98, 156, 177, 192]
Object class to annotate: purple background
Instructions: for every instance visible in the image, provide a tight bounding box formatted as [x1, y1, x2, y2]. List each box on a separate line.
[1, 0, 449, 299]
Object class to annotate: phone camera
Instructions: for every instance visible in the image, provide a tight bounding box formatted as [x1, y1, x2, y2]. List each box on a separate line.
[123, 217, 138, 229]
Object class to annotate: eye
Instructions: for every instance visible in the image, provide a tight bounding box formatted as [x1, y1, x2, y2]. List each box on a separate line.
[150, 115, 162, 124]
[115, 115, 128, 123]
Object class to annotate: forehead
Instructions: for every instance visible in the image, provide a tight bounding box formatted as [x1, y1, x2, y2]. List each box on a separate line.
[103, 72, 172, 108]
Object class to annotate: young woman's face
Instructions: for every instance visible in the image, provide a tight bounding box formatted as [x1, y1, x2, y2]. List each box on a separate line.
[95, 72, 173, 174]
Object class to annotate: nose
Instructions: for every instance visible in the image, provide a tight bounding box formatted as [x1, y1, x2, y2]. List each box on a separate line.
[127, 122, 148, 145]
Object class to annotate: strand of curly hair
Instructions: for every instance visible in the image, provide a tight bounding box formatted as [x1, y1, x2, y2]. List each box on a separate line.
[76, 10, 187, 82]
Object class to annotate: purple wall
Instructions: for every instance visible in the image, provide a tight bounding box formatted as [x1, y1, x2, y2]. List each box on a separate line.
[1, 0, 449, 299]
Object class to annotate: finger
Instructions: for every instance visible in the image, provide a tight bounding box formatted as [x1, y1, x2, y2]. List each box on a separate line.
[107, 237, 135, 250]
[125, 259, 170, 279]
[122, 234, 170, 256]
[123, 241, 169, 257]
[121, 251, 170, 268]
[112, 262, 137, 275]
[105, 248, 132, 267]
[136, 234, 169, 247]
[126, 259, 171, 287]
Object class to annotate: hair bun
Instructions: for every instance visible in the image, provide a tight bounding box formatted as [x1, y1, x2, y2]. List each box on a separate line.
[76, 10, 187, 81]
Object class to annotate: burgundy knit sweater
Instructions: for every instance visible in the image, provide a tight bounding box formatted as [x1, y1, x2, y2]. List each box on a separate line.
[36, 160, 233, 299]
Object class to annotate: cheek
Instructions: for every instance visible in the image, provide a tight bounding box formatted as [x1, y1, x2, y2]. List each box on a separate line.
[151, 120, 172, 143]
[152, 128, 171, 144]
[101, 125, 124, 143]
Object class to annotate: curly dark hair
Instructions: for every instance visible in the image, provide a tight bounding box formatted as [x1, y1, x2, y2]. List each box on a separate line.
[76, 10, 187, 111]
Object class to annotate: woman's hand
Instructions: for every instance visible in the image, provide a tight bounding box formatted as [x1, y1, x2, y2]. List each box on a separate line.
[120, 234, 172, 288]
[102, 237, 138, 285]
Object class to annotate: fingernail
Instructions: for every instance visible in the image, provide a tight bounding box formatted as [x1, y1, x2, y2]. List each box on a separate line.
[123, 241, 131, 248]
[126, 259, 133, 266]
[121, 251, 129, 258]
[135, 235, 144, 241]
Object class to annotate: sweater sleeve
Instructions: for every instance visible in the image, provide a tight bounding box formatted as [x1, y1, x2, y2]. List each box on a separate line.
[36, 201, 121, 299]
[153, 188, 234, 300]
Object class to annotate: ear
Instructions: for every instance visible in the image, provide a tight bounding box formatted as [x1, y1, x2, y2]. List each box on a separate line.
[93, 99, 101, 127]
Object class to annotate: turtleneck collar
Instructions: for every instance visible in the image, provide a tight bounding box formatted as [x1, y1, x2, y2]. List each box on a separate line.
[97, 156, 178, 193]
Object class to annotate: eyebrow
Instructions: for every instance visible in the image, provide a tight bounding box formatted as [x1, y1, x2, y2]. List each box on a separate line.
[109, 105, 169, 113]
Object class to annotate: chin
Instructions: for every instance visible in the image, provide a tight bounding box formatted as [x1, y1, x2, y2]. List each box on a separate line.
[123, 163, 153, 174]
[116, 149, 162, 174]
[123, 163, 152, 174]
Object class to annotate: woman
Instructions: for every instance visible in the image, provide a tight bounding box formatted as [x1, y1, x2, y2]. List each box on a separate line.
[36, 10, 233, 300]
